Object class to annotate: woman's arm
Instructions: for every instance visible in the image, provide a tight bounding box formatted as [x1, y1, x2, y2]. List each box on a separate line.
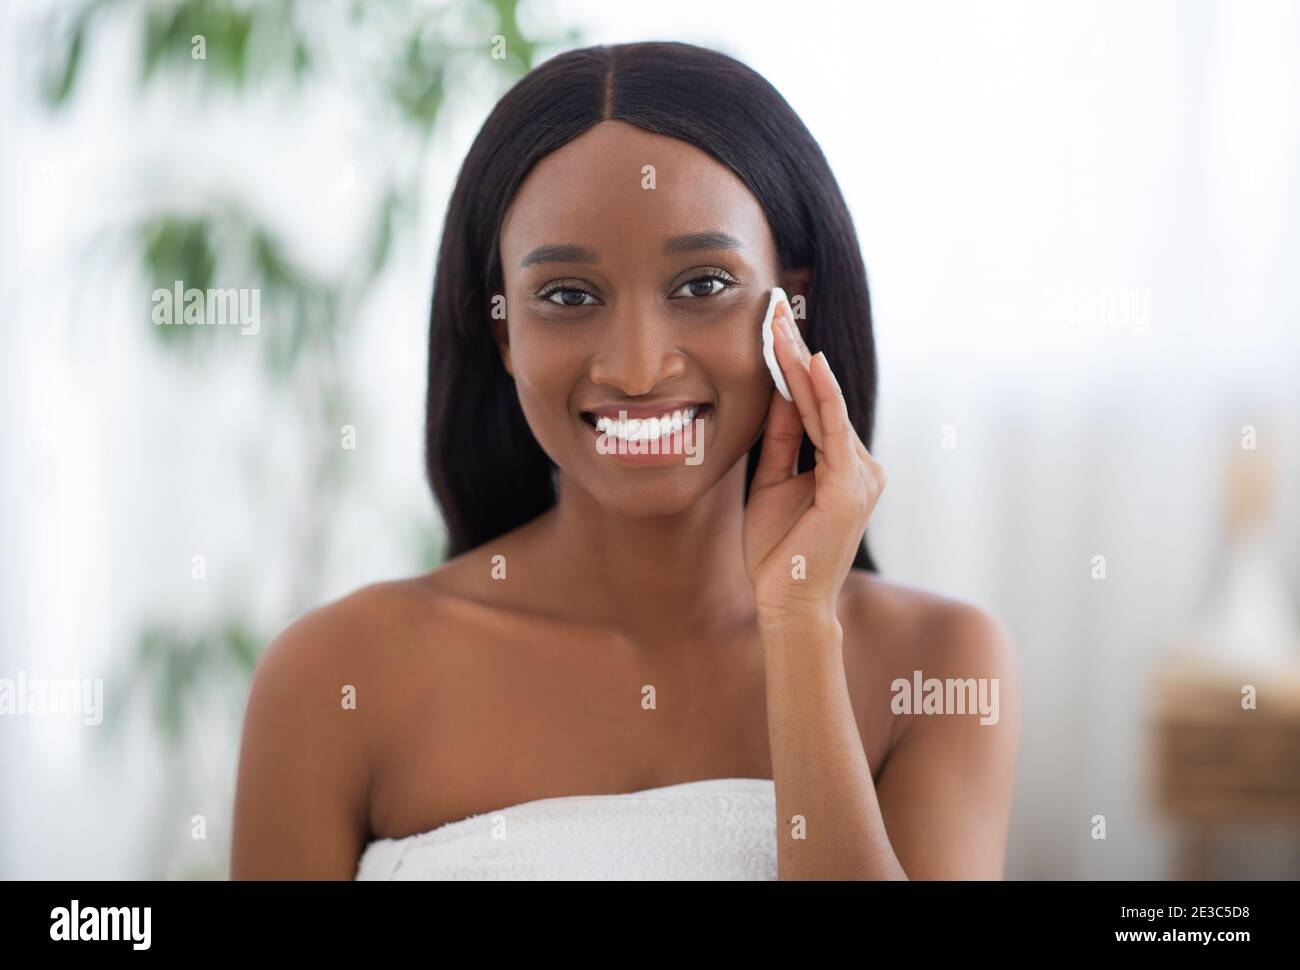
[744, 302, 1019, 878]
[760, 613, 906, 879]
[874, 604, 1021, 879]
[760, 604, 1020, 879]
[230, 607, 371, 879]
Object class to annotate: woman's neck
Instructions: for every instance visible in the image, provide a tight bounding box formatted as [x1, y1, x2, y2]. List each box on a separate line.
[533, 460, 759, 646]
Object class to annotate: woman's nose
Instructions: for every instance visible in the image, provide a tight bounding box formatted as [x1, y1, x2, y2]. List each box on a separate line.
[588, 306, 687, 396]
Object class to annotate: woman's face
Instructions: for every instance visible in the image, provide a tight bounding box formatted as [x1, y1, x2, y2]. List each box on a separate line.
[497, 119, 796, 517]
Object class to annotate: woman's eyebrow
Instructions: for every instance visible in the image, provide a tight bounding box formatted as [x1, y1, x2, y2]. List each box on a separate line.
[663, 231, 743, 255]
[519, 231, 744, 268]
[520, 243, 598, 268]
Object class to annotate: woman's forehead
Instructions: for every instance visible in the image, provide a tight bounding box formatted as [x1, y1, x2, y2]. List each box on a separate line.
[500, 121, 773, 268]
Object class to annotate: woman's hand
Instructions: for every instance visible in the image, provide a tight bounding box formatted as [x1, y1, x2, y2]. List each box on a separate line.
[743, 299, 886, 629]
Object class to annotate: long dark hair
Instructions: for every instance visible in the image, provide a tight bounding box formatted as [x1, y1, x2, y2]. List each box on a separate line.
[426, 41, 879, 572]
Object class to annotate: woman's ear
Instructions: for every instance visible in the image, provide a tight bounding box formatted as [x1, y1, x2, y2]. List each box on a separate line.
[489, 310, 514, 377]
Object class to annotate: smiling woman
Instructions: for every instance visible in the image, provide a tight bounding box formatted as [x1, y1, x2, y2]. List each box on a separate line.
[429, 42, 883, 556]
[230, 40, 1020, 882]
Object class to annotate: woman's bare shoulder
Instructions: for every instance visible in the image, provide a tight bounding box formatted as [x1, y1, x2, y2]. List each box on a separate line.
[252, 525, 556, 719]
[258, 578, 446, 669]
[262, 549, 509, 661]
[838, 570, 1018, 678]
[231, 578, 434, 878]
[836, 570, 1019, 760]
[240, 566, 498, 762]
[231, 563, 502, 877]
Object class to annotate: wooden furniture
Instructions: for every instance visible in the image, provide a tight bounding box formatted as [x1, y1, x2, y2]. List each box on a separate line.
[1149, 658, 1300, 879]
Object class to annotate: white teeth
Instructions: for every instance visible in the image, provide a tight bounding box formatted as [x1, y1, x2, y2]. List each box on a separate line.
[594, 405, 701, 441]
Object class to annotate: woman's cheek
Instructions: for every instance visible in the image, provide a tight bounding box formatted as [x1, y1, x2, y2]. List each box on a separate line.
[508, 338, 584, 450]
[725, 328, 778, 439]
[709, 312, 772, 396]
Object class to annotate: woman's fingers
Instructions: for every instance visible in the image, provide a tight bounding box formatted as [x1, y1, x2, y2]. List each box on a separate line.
[764, 301, 886, 499]
[751, 390, 805, 490]
[810, 350, 887, 508]
[772, 302, 824, 451]
[810, 351, 852, 473]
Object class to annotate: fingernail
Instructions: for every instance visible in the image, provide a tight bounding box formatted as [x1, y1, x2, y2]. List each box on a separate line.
[790, 313, 812, 365]
[778, 305, 810, 367]
[816, 351, 841, 394]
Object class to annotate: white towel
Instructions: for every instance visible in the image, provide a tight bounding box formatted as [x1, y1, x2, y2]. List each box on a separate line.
[355, 777, 777, 880]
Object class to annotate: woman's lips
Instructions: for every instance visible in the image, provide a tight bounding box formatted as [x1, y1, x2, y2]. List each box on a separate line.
[581, 399, 710, 421]
[579, 402, 711, 432]
[578, 402, 712, 465]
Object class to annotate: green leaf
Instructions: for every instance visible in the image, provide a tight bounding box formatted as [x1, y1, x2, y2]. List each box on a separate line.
[140, 214, 217, 292]
[369, 186, 404, 276]
[39, 1, 100, 109]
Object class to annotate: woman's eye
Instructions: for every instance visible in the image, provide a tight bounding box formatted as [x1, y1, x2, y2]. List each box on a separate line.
[670, 273, 736, 299]
[541, 287, 597, 307]
[537, 272, 735, 306]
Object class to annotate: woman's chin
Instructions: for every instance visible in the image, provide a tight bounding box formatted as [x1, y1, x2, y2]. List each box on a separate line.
[564, 446, 752, 519]
[580, 475, 714, 519]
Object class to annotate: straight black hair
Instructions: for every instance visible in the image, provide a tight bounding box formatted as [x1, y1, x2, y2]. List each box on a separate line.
[426, 40, 879, 572]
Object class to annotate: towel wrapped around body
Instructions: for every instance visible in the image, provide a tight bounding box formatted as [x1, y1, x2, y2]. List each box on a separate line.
[355, 777, 778, 881]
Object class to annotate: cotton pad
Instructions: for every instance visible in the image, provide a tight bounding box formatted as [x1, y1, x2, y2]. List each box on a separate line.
[760, 286, 794, 402]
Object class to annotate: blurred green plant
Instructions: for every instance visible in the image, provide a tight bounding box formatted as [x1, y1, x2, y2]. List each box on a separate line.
[36, 0, 579, 877]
